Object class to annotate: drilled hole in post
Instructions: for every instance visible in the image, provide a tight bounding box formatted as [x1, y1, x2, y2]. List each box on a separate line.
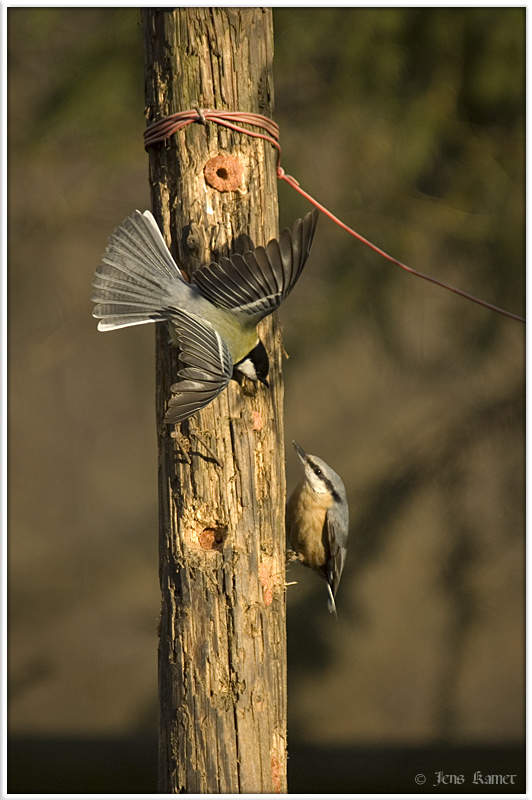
[198, 526, 226, 552]
[204, 154, 243, 192]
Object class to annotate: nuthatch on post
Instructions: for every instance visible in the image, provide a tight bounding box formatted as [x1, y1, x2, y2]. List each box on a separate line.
[286, 441, 349, 616]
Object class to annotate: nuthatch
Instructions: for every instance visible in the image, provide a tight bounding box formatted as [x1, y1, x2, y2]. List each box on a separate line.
[92, 208, 319, 423]
[286, 441, 349, 616]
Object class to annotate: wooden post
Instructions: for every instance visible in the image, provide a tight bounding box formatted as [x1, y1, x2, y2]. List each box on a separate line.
[141, 9, 287, 793]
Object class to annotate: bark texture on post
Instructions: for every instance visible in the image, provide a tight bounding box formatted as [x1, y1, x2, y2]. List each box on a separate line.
[141, 9, 287, 794]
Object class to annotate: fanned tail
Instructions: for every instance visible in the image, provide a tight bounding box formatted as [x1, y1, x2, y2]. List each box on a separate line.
[91, 210, 185, 331]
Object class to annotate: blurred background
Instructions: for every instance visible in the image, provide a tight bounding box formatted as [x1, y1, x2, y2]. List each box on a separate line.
[8, 7, 525, 793]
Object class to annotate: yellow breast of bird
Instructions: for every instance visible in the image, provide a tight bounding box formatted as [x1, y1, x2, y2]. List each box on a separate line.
[286, 481, 333, 569]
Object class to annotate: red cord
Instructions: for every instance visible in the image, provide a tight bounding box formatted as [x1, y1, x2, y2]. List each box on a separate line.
[144, 109, 525, 324]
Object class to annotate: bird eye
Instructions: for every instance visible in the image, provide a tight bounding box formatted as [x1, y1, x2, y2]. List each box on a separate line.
[314, 467, 322, 478]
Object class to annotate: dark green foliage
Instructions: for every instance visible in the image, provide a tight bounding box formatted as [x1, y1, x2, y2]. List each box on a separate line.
[274, 8, 524, 357]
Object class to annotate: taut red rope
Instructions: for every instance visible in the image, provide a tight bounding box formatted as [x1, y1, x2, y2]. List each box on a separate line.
[144, 108, 525, 324]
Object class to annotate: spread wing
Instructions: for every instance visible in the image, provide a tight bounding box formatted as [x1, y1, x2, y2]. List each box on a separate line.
[324, 501, 349, 616]
[165, 310, 233, 424]
[193, 208, 319, 320]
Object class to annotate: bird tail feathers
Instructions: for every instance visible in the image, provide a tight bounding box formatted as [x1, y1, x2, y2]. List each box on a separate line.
[326, 583, 338, 618]
[91, 210, 185, 331]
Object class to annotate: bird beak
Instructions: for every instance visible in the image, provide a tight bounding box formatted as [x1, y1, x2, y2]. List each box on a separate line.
[292, 440, 308, 463]
[259, 376, 270, 389]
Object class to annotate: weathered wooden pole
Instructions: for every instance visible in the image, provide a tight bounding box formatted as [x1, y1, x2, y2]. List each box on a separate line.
[141, 9, 287, 793]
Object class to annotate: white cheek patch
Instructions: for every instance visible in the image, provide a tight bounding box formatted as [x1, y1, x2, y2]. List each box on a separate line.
[235, 358, 257, 381]
[305, 468, 329, 494]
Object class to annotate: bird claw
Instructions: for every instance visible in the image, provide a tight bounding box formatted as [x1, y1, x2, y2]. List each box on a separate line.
[170, 430, 192, 464]
[188, 428, 223, 468]
[170, 426, 223, 468]
[285, 549, 303, 565]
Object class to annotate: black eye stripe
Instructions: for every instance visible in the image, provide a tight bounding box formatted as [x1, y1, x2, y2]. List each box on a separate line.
[308, 459, 339, 499]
